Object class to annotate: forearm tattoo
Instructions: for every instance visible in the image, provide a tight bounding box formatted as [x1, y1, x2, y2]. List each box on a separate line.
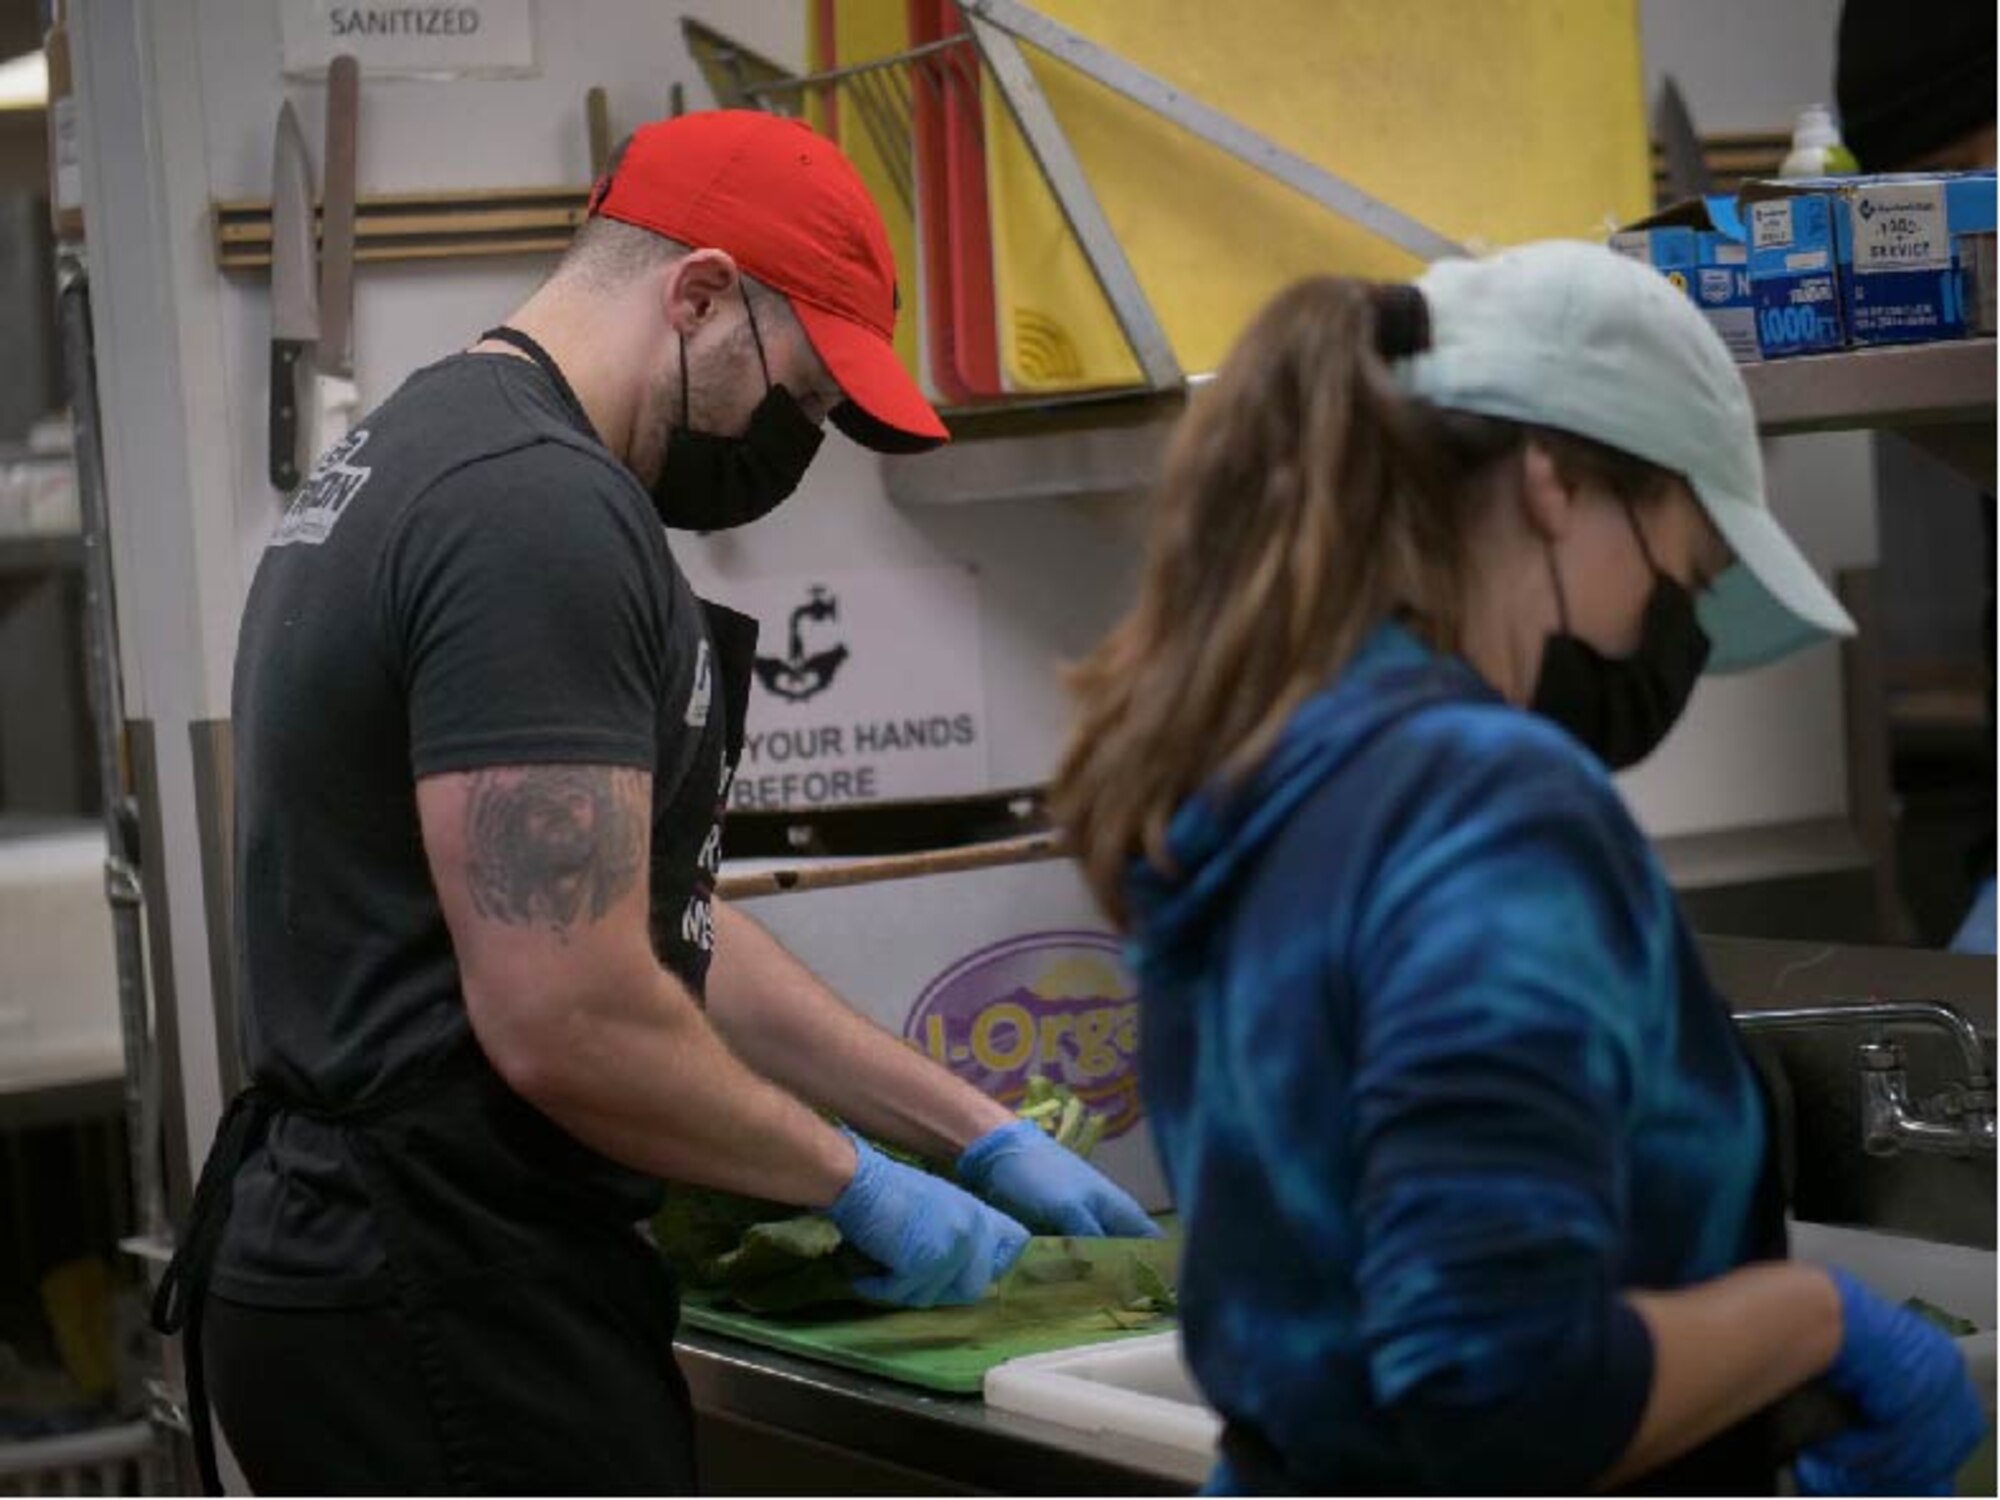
[463, 766, 647, 939]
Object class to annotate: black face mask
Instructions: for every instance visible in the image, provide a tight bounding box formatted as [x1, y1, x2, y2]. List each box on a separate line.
[653, 288, 824, 533]
[1529, 506, 1712, 771]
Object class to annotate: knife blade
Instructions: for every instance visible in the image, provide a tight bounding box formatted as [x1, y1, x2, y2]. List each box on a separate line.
[316, 54, 361, 452]
[1656, 75, 1713, 202]
[269, 99, 317, 491]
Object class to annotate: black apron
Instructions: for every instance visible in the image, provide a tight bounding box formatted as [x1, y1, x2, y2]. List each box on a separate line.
[154, 590, 761, 1496]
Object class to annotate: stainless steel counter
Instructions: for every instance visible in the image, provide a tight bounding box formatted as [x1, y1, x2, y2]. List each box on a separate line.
[677, 1328, 1196, 1496]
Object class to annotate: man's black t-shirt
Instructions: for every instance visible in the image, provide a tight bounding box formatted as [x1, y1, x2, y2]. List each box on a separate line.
[214, 351, 732, 1306]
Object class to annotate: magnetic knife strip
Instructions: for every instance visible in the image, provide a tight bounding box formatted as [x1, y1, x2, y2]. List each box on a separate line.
[211, 127, 1789, 274]
[213, 186, 591, 271]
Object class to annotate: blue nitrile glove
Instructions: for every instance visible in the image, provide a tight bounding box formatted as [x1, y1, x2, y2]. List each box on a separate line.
[956, 1119, 1162, 1239]
[827, 1136, 1030, 1308]
[1794, 1268, 1987, 1496]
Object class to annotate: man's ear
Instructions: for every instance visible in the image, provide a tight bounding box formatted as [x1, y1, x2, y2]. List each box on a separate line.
[661, 249, 740, 337]
[1518, 441, 1575, 544]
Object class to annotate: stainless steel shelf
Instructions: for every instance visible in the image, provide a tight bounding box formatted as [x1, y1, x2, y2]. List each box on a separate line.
[886, 340, 1997, 507]
[1743, 339, 1996, 436]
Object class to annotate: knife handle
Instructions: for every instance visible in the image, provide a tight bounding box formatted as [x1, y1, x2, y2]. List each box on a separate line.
[270, 340, 305, 491]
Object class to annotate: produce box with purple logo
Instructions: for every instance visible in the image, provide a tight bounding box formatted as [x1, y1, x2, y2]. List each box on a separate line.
[730, 852, 1171, 1211]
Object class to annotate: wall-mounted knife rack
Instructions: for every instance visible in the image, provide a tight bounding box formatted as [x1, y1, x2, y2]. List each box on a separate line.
[213, 185, 589, 271]
[206, 129, 1785, 277]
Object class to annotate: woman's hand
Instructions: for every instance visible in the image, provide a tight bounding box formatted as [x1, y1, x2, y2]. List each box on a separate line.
[1795, 1269, 1986, 1495]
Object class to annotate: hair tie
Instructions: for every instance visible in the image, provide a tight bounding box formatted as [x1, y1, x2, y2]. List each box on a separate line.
[1371, 283, 1432, 361]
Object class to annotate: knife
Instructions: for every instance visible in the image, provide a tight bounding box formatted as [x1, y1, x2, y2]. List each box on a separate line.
[268, 98, 317, 491]
[586, 85, 612, 180]
[315, 54, 361, 454]
[1655, 75, 1713, 202]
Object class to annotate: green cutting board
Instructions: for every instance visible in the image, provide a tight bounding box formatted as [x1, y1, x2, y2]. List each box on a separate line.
[680, 1230, 1181, 1394]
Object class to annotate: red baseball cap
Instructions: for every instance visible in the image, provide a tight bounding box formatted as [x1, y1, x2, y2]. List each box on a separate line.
[590, 110, 948, 454]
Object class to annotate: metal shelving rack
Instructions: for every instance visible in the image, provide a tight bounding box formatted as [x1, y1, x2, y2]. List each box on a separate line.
[1743, 339, 1996, 435]
[885, 338, 1997, 506]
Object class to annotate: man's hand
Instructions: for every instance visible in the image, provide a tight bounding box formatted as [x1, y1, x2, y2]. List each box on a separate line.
[956, 1120, 1160, 1238]
[829, 1137, 1030, 1306]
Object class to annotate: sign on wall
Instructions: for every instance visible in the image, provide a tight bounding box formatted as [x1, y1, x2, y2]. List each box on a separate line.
[723, 565, 990, 810]
[906, 931, 1143, 1141]
[279, 1, 537, 79]
[736, 859, 1171, 1210]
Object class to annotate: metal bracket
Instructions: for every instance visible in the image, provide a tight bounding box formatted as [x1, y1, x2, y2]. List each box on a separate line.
[962, 11, 1181, 390]
[104, 855, 143, 909]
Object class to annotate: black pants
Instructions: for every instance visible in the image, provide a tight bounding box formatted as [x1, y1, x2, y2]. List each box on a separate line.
[208, 1265, 697, 1495]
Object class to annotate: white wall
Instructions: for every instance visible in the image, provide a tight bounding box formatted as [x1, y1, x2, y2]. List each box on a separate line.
[1640, 0, 1842, 134]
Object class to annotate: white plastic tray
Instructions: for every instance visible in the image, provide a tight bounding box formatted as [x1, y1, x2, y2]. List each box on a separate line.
[984, 1330, 1218, 1485]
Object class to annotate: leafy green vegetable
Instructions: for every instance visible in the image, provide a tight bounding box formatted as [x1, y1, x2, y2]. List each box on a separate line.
[1015, 1074, 1106, 1161]
[654, 1081, 1119, 1314]
[1903, 1296, 1979, 1337]
[1100, 1304, 1161, 1331]
[1130, 1256, 1179, 1314]
[653, 1183, 792, 1274]
[1013, 1237, 1094, 1287]
[706, 1215, 843, 1287]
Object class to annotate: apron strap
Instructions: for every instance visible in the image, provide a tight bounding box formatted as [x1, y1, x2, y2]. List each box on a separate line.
[149, 1086, 278, 1495]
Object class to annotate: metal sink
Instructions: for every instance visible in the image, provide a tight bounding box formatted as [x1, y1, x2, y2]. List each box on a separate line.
[986, 1223, 1996, 1490]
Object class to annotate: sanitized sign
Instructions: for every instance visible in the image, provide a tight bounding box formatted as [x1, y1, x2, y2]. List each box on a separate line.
[279, 1, 537, 78]
[722, 565, 990, 810]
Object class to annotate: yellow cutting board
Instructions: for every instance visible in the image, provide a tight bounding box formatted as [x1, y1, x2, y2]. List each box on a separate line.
[822, 0, 925, 383]
[981, 0, 1653, 392]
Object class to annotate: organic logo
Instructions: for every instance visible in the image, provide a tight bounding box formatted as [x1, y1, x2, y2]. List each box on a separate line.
[905, 931, 1142, 1138]
[752, 585, 849, 704]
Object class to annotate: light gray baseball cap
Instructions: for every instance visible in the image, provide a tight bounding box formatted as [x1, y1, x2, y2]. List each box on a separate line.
[1395, 239, 1855, 673]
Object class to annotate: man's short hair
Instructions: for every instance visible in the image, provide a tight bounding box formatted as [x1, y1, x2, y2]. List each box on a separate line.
[556, 215, 690, 290]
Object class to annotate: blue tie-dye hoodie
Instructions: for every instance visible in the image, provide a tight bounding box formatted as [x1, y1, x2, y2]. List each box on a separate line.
[1128, 621, 1775, 1494]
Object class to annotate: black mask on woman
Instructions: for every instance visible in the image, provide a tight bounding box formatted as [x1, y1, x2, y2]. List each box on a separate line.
[653, 287, 824, 533]
[1529, 506, 1711, 771]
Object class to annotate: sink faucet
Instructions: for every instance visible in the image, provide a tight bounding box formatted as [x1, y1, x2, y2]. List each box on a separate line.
[1733, 1000, 1997, 1158]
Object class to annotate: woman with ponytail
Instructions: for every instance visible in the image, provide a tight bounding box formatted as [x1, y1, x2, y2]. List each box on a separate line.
[1051, 243, 1981, 1494]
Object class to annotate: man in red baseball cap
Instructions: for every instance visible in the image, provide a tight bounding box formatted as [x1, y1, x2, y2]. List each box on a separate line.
[160, 111, 1152, 1493]
[590, 109, 950, 457]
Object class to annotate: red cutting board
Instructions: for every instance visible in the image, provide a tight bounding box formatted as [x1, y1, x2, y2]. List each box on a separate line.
[937, 0, 1004, 397]
[909, 0, 973, 402]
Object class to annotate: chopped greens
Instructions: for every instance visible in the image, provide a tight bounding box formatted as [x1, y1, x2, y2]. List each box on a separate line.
[1903, 1296, 1980, 1337]
[654, 1076, 1126, 1314]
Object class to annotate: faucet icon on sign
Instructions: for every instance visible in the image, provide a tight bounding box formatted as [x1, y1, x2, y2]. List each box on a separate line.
[753, 586, 851, 704]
